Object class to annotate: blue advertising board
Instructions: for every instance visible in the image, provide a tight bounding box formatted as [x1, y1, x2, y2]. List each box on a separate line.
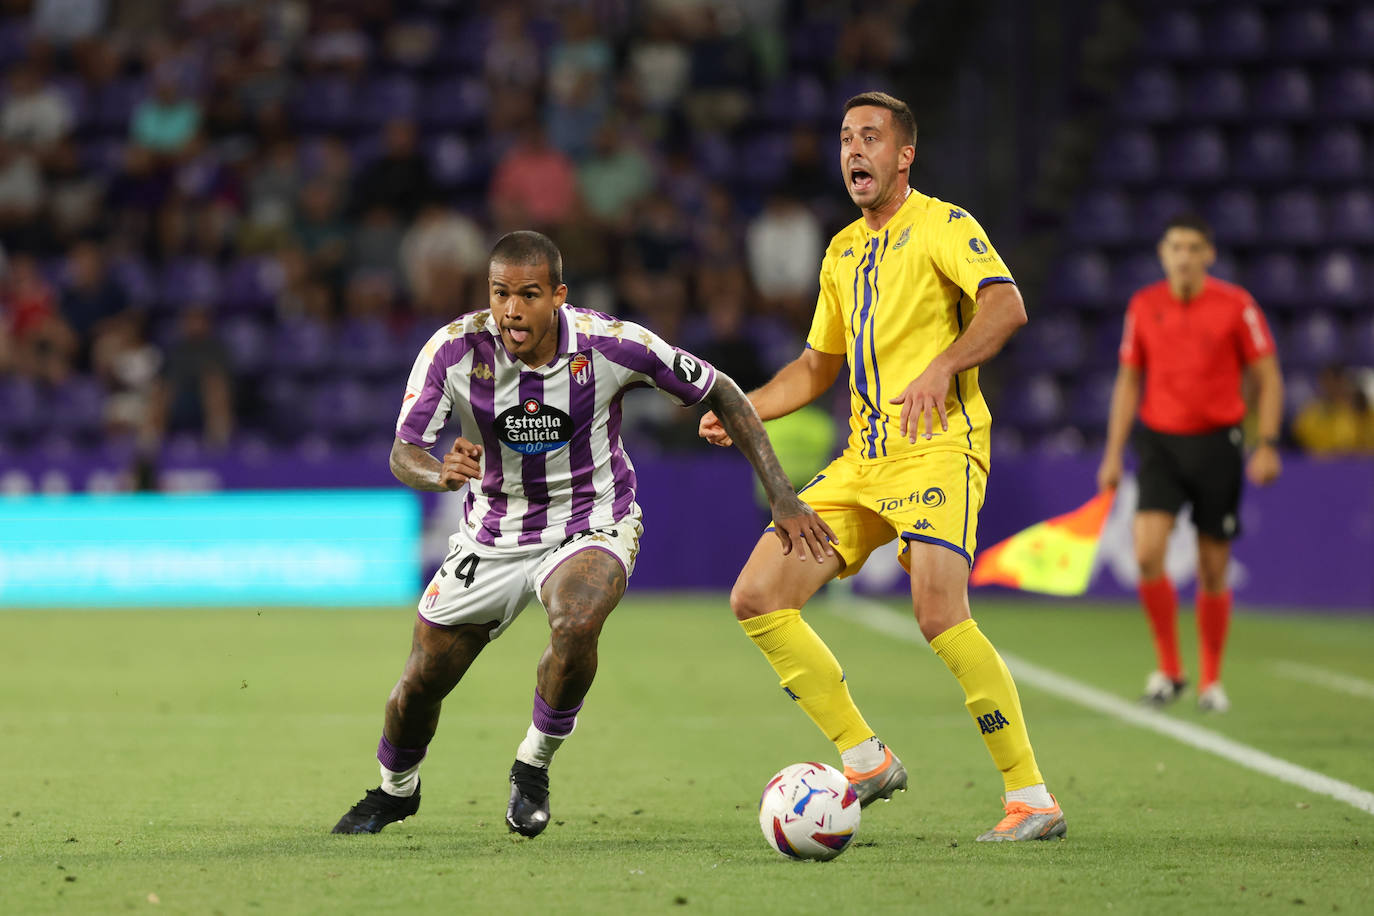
[0, 489, 421, 607]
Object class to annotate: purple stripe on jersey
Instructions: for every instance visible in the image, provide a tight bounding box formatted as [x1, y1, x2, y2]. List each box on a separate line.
[606, 384, 646, 521]
[592, 338, 713, 407]
[564, 339, 599, 537]
[468, 343, 507, 546]
[517, 373, 551, 546]
[397, 333, 480, 446]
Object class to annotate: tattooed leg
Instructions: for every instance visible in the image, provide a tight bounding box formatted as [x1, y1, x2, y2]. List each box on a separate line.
[536, 548, 628, 708]
[384, 617, 494, 748]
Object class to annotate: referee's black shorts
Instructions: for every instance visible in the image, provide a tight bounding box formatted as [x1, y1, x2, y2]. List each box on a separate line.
[1132, 423, 1245, 541]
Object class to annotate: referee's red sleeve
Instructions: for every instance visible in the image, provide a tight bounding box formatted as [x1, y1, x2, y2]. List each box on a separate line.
[1118, 299, 1144, 367]
[1237, 293, 1276, 363]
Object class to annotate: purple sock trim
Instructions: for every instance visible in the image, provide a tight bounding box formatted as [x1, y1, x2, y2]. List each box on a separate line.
[377, 734, 427, 772]
[531, 690, 581, 737]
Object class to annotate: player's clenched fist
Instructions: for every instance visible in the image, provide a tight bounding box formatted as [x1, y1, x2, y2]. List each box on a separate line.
[698, 410, 733, 447]
[440, 436, 483, 490]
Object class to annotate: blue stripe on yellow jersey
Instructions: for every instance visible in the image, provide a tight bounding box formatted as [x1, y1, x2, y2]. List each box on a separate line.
[806, 189, 1016, 466]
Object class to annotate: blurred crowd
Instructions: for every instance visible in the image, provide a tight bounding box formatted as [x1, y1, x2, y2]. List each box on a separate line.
[0, 0, 1370, 463]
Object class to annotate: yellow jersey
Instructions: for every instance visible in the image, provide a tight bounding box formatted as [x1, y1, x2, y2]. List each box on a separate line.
[806, 188, 1015, 466]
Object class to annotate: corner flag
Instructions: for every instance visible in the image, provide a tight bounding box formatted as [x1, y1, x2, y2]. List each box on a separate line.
[970, 490, 1116, 596]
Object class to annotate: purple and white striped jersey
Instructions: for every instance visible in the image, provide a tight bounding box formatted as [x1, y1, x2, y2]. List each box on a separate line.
[396, 305, 718, 548]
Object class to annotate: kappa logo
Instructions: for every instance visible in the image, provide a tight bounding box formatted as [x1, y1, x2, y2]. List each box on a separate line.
[471, 362, 494, 380]
[569, 353, 592, 385]
[893, 226, 911, 249]
[948, 208, 967, 222]
[978, 709, 1010, 734]
[841, 247, 856, 258]
[909, 519, 934, 531]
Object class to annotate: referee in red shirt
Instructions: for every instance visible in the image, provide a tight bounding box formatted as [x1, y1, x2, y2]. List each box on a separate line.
[1097, 214, 1284, 713]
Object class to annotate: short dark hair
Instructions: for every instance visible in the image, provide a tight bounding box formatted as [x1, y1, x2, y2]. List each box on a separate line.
[843, 91, 917, 147]
[1162, 212, 1215, 245]
[489, 230, 564, 288]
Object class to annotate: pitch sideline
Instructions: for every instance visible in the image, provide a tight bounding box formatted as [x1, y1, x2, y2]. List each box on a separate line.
[1273, 660, 1374, 701]
[833, 597, 1374, 817]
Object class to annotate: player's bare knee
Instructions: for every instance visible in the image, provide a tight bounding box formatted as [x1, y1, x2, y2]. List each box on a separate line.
[1136, 547, 1166, 580]
[911, 591, 968, 643]
[730, 575, 776, 621]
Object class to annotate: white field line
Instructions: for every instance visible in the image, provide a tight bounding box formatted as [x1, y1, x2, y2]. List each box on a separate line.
[831, 596, 1374, 817]
[1273, 660, 1374, 701]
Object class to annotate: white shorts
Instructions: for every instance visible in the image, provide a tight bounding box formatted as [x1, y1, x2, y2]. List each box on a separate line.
[417, 511, 643, 640]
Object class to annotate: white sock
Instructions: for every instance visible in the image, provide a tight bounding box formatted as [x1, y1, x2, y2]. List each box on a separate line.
[1005, 783, 1054, 808]
[515, 723, 570, 768]
[380, 762, 420, 798]
[840, 736, 887, 772]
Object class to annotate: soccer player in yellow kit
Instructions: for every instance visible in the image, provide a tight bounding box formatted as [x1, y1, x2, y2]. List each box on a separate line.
[701, 92, 1065, 841]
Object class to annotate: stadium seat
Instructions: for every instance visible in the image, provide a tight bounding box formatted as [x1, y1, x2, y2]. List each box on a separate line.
[758, 74, 827, 126]
[1341, 8, 1374, 60]
[1094, 128, 1158, 183]
[1270, 7, 1334, 59]
[1350, 315, 1374, 366]
[271, 318, 334, 377]
[1109, 252, 1163, 307]
[1183, 69, 1247, 121]
[1309, 250, 1363, 306]
[1263, 189, 1323, 245]
[1000, 374, 1065, 429]
[1246, 251, 1304, 307]
[157, 257, 222, 309]
[1067, 371, 1117, 433]
[1284, 312, 1346, 369]
[1211, 252, 1242, 285]
[1205, 6, 1267, 61]
[441, 20, 491, 75]
[1250, 68, 1314, 119]
[1231, 126, 1294, 182]
[1011, 313, 1086, 374]
[420, 76, 489, 130]
[1282, 371, 1317, 418]
[334, 318, 398, 377]
[91, 78, 144, 132]
[1204, 188, 1262, 244]
[221, 316, 270, 376]
[1132, 188, 1191, 242]
[1163, 127, 1227, 183]
[291, 77, 357, 132]
[1067, 188, 1133, 244]
[221, 258, 284, 312]
[357, 75, 420, 127]
[1044, 251, 1111, 308]
[1317, 68, 1374, 119]
[47, 376, 105, 439]
[1328, 189, 1374, 245]
[308, 377, 376, 439]
[108, 256, 155, 308]
[0, 375, 41, 441]
[1141, 9, 1202, 60]
[1301, 127, 1365, 183]
[0, 19, 27, 67]
[1085, 318, 1127, 371]
[428, 133, 486, 189]
[1116, 67, 1178, 122]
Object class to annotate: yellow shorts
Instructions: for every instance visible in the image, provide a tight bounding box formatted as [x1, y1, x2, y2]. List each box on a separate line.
[794, 450, 988, 577]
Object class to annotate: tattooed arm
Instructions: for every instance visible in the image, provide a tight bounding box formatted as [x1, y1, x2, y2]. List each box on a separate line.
[390, 436, 483, 492]
[702, 375, 837, 562]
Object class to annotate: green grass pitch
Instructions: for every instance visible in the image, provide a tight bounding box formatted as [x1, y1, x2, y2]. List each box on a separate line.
[1, 595, 1371, 914]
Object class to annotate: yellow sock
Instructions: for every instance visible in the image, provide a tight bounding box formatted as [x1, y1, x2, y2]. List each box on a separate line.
[739, 608, 875, 752]
[930, 618, 1044, 791]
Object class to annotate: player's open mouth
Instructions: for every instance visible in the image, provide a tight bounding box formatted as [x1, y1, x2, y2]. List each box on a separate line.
[850, 168, 873, 193]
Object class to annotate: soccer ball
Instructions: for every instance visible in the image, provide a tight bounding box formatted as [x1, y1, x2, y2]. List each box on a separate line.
[758, 762, 861, 861]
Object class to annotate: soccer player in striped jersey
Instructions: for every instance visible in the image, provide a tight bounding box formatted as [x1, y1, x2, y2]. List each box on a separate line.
[701, 92, 1065, 841]
[333, 231, 835, 837]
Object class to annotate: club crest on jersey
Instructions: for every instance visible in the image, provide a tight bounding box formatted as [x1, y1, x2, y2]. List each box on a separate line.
[569, 353, 592, 385]
[497, 398, 574, 455]
[969, 238, 989, 254]
[471, 362, 494, 380]
[893, 226, 910, 250]
[673, 351, 705, 385]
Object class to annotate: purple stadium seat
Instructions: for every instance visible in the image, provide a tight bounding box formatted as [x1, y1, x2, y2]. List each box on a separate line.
[1211, 252, 1243, 285]
[221, 316, 270, 375]
[349, 134, 383, 169]
[1068, 371, 1117, 432]
[158, 257, 221, 309]
[222, 257, 284, 312]
[82, 137, 127, 177]
[262, 376, 307, 437]
[1093, 129, 1158, 183]
[1283, 371, 1317, 418]
[1132, 189, 1191, 242]
[1309, 250, 1363, 305]
[0, 20, 27, 67]
[1328, 189, 1374, 244]
[1302, 127, 1365, 183]
[442, 20, 491, 75]
[108, 256, 155, 308]
[428, 133, 485, 188]
[1271, 7, 1333, 59]
[1341, 8, 1374, 60]
[420, 76, 488, 130]
[1317, 69, 1374, 119]
[1284, 312, 1346, 369]
[1012, 314, 1086, 374]
[1111, 252, 1164, 306]
[1068, 189, 1132, 244]
[737, 133, 794, 188]
[1085, 318, 1127, 371]
[1205, 6, 1267, 61]
[0, 375, 40, 439]
[1263, 190, 1324, 246]
[291, 77, 357, 132]
[1250, 68, 1314, 119]
[1183, 69, 1246, 121]
[357, 75, 420, 127]
[334, 318, 396, 377]
[1000, 374, 1065, 429]
[1044, 251, 1111, 308]
[271, 318, 334, 377]
[52, 76, 92, 133]
[92, 78, 145, 132]
[759, 74, 827, 126]
[1163, 127, 1227, 183]
[1116, 68, 1178, 122]
[1142, 9, 1202, 60]
[1246, 252, 1303, 307]
[1204, 188, 1261, 245]
[1350, 315, 1374, 366]
[48, 376, 105, 437]
[1231, 127, 1293, 182]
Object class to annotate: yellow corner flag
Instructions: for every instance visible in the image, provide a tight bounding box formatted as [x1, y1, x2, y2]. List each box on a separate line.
[970, 490, 1116, 596]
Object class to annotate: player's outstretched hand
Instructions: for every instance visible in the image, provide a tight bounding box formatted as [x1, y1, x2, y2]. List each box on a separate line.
[889, 364, 952, 442]
[1246, 445, 1281, 486]
[1097, 453, 1123, 492]
[440, 436, 483, 490]
[698, 410, 732, 447]
[771, 496, 838, 563]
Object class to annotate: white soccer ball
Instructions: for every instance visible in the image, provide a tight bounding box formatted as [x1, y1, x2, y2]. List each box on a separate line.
[758, 761, 861, 861]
